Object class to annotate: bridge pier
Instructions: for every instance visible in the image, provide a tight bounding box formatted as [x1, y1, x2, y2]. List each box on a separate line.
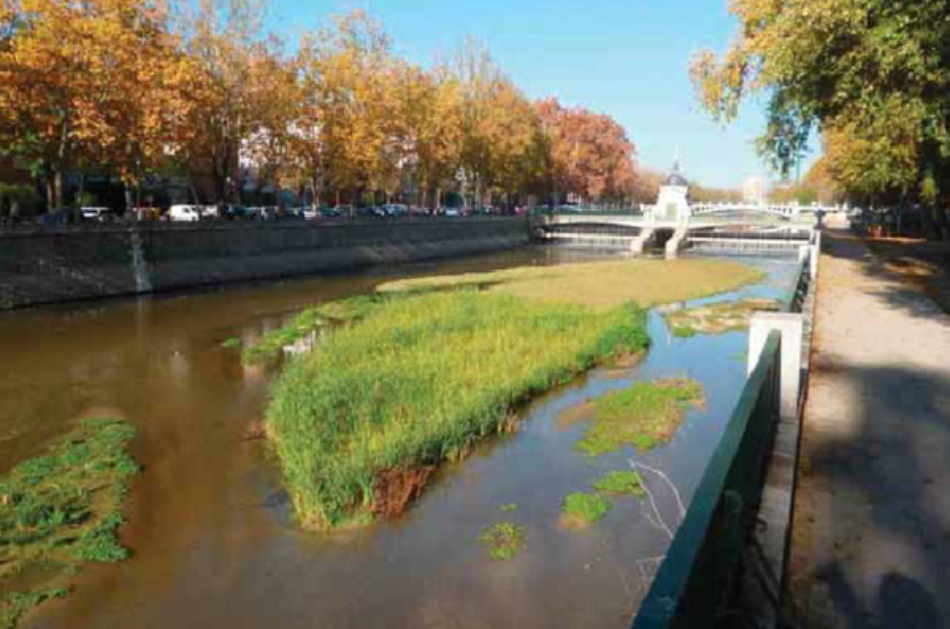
[629, 228, 654, 256]
[664, 227, 688, 259]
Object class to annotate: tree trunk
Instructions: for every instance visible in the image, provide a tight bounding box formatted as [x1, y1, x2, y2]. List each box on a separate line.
[54, 171, 64, 209]
[45, 176, 57, 211]
[124, 184, 134, 215]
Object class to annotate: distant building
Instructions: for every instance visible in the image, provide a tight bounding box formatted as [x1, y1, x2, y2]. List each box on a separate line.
[651, 158, 691, 223]
[743, 177, 766, 205]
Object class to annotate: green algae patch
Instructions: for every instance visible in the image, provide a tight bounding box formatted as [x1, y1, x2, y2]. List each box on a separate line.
[662, 298, 782, 338]
[379, 258, 764, 311]
[221, 337, 241, 349]
[266, 290, 650, 529]
[0, 418, 139, 629]
[576, 379, 704, 457]
[592, 470, 645, 496]
[1, 589, 67, 629]
[500, 503, 517, 512]
[561, 492, 612, 527]
[478, 522, 527, 560]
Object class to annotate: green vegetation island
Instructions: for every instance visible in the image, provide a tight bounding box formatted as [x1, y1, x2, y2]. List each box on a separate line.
[262, 258, 762, 529]
[0, 418, 139, 629]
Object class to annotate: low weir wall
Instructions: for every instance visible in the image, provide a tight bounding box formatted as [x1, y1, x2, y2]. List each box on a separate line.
[0, 217, 529, 310]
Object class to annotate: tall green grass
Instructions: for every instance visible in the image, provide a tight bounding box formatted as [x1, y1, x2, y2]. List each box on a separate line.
[266, 291, 649, 528]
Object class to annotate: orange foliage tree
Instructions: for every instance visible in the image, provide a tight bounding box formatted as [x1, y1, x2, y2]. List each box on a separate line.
[535, 98, 637, 205]
[0, 0, 188, 208]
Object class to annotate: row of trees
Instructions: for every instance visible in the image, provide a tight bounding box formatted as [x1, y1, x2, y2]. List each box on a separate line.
[0, 0, 641, 210]
[691, 0, 950, 214]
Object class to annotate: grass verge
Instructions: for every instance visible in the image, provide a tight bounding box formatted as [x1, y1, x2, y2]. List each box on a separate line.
[577, 379, 704, 457]
[266, 290, 650, 528]
[0, 418, 139, 629]
[478, 522, 526, 560]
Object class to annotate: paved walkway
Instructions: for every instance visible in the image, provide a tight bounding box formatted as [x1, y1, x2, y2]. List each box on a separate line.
[789, 229, 950, 629]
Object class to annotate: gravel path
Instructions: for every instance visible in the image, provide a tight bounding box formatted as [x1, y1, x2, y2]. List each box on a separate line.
[789, 228, 950, 629]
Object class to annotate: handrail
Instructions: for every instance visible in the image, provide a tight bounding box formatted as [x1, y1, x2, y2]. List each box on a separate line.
[633, 330, 782, 629]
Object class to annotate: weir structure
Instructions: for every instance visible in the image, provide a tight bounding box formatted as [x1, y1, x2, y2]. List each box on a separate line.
[533, 163, 838, 259]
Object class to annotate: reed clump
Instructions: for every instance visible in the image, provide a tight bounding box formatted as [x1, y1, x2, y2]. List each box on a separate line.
[266, 290, 650, 529]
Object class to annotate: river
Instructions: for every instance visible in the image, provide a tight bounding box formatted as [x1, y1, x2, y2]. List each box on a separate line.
[0, 247, 797, 629]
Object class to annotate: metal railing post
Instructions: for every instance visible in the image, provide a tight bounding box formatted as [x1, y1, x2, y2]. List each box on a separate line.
[810, 230, 821, 281]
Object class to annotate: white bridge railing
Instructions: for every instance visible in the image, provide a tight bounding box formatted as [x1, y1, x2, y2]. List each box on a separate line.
[689, 202, 842, 219]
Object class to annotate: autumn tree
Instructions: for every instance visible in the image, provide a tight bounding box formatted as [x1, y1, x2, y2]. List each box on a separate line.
[406, 62, 464, 208]
[175, 0, 269, 204]
[691, 0, 950, 210]
[0, 0, 186, 209]
[296, 11, 397, 206]
[535, 98, 637, 205]
[244, 38, 302, 207]
[450, 42, 551, 208]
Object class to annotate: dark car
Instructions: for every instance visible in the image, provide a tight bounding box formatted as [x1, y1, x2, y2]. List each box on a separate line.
[319, 206, 342, 220]
[39, 208, 77, 225]
[355, 206, 384, 219]
[279, 207, 306, 221]
[222, 205, 249, 220]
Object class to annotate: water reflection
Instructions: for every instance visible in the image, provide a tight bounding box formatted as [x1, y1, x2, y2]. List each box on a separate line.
[0, 249, 797, 629]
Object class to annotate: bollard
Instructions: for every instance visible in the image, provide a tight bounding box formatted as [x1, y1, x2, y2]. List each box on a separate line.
[748, 312, 804, 422]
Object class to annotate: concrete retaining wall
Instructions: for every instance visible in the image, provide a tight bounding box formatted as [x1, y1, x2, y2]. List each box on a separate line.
[0, 217, 529, 310]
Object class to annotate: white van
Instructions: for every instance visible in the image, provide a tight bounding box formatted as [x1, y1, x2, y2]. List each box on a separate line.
[169, 205, 201, 222]
[80, 207, 112, 222]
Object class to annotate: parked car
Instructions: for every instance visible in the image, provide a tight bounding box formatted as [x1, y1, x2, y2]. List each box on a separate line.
[319, 206, 342, 220]
[300, 206, 320, 221]
[200, 205, 220, 220]
[222, 205, 249, 220]
[355, 206, 384, 219]
[444, 207, 462, 217]
[80, 207, 113, 222]
[38, 208, 77, 225]
[247, 206, 278, 221]
[279, 207, 305, 221]
[169, 204, 202, 222]
[382, 204, 409, 217]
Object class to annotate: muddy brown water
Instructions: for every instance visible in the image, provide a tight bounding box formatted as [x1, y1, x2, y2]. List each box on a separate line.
[0, 248, 798, 629]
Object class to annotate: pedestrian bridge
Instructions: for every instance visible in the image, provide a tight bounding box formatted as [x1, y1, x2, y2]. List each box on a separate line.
[532, 204, 832, 258]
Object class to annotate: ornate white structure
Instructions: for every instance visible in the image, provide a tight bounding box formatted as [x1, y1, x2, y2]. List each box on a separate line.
[650, 160, 691, 224]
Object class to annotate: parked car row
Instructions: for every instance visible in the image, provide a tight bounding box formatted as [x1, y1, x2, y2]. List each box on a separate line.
[14, 204, 529, 226]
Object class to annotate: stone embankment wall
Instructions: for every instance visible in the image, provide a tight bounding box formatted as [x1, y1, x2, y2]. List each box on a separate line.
[0, 217, 529, 310]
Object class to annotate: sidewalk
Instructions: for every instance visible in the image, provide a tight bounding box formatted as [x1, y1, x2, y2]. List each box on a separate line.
[789, 229, 950, 628]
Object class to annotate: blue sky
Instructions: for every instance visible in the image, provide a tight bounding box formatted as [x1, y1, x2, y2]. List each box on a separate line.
[267, 0, 816, 188]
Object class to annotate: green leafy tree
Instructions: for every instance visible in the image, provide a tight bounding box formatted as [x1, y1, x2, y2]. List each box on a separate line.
[691, 0, 950, 207]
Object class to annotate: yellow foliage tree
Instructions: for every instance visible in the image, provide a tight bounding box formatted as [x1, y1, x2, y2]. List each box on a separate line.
[0, 0, 187, 208]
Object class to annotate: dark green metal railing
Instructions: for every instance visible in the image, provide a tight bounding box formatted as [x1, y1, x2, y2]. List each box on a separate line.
[632, 330, 782, 629]
[632, 251, 815, 628]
